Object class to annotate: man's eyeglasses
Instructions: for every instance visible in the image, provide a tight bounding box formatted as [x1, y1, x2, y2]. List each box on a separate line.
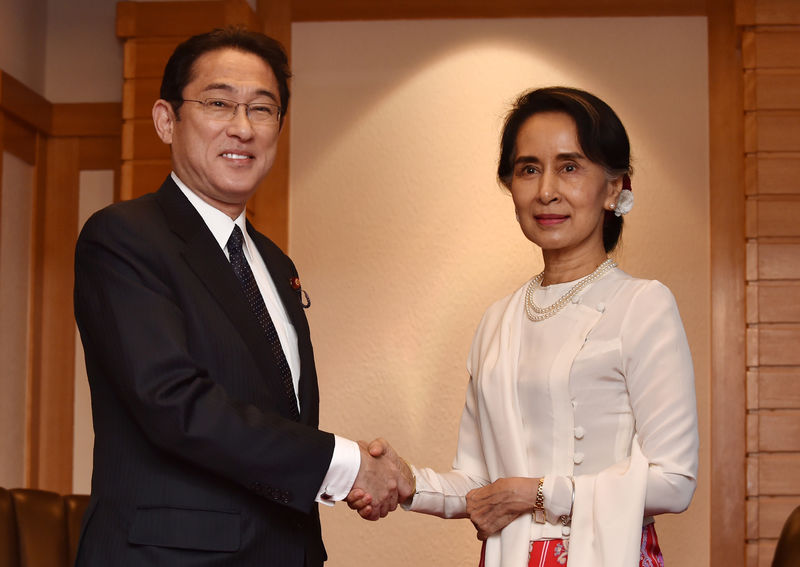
[181, 98, 282, 124]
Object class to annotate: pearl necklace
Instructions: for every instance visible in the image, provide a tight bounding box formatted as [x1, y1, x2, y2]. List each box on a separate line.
[525, 258, 617, 322]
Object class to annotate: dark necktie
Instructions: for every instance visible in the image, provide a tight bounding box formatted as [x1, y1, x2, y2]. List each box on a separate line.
[227, 225, 300, 421]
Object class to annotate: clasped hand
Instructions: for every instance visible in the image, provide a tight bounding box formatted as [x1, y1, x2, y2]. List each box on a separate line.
[466, 477, 539, 540]
[347, 438, 414, 521]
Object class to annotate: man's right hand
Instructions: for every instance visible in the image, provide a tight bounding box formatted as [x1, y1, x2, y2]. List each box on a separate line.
[347, 438, 414, 520]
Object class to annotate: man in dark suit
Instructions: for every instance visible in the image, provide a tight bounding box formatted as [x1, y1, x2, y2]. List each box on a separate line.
[73, 28, 411, 566]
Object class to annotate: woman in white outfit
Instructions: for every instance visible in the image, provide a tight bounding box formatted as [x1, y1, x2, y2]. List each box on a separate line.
[349, 86, 699, 567]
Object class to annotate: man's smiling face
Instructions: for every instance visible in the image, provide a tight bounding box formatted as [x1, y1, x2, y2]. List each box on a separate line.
[154, 47, 282, 218]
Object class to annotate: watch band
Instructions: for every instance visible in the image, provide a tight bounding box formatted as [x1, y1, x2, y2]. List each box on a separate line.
[533, 477, 546, 524]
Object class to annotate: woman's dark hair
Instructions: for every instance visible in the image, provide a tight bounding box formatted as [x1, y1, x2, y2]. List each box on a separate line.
[159, 27, 291, 127]
[497, 86, 631, 253]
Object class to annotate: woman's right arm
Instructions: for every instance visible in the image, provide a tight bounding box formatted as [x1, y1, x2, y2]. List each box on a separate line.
[406, 373, 491, 518]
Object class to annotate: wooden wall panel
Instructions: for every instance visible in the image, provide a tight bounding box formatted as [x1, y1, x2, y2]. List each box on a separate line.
[51, 103, 122, 137]
[0, 71, 51, 134]
[79, 137, 122, 171]
[758, 496, 800, 537]
[123, 38, 182, 79]
[757, 540, 778, 567]
[745, 154, 800, 195]
[746, 111, 800, 152]
[758, 453, 800, 494]
[123, 78, 160, 120]
[749, 282, 800, 322]
[758, 410, 800, 451]
[749, 196, 800, 237]
[754, 241, 800, 279]
[755, 325, 800, 365]
[117, 0, 259, 38]
[2, 114, 37, 165]
[120, 160, 171, 201]
[743, 30, 800, 69]
[122, 119, 169, 160]
[746, 10, 800, 546]
[737, 0, 800, 25]
[744, 70, 800, 110]
[757, 368, 800, 408]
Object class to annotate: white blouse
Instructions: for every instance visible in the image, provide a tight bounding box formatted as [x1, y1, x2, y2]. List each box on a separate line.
[407, 269, 699, 567]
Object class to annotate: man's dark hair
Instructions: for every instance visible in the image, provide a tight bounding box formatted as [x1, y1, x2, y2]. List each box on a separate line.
[160, 27, 291, 127]
[497, 86, 632, 253]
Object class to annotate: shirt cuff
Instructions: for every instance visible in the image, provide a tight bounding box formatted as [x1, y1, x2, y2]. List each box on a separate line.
[543, 475, 573, 521]
[316, 435, 361, 506]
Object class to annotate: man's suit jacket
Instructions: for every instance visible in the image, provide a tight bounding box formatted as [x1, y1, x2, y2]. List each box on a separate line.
[73, 177, 335, 566]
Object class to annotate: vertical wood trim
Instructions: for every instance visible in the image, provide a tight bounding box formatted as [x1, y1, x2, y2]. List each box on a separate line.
[0, 113, 4, 233]
[28, 137, 81, 493]
[26, 133, 47, 487]
[708, 0, 747, 564]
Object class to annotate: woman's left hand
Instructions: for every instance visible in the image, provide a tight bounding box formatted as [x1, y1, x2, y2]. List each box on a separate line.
[466, 477, 539, 540]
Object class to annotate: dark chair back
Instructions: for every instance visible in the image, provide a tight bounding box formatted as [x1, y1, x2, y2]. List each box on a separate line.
[0, 487, 90, 567]
[773, 504, 800, 567]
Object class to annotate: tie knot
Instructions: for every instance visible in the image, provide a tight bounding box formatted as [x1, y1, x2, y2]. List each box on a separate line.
[227, 225, 244, 254]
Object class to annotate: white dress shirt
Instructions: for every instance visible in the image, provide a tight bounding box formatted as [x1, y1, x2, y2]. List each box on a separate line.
[173, 173, 359, 504]
[408, 268, 698, 567]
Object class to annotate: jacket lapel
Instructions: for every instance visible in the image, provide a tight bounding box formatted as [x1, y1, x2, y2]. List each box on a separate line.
[154, 177, 299, 421]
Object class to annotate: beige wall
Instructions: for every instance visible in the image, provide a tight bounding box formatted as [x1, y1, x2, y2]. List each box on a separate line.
[290, 17, 710, 567]
[0, 153, 35, 488]
[0, 0, 46, 92]
[44, 0, 123, 102]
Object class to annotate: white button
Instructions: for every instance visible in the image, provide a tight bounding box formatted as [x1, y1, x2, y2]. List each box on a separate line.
[573, 452, 584, 465]
[571, 296, 580, 304]
[571, 400, 577, 409]
[596, 302, 606, 312]
[574, 426, 585, 440]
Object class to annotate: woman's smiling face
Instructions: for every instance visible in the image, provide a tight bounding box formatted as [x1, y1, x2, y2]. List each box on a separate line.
[510, 111, 621, 260]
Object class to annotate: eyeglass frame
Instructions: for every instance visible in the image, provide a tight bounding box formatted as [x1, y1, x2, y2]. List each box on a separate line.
[178, 97, 282, 124]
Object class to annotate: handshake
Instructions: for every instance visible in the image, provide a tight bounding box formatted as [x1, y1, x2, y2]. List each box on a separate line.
[347, 438, 414, 521]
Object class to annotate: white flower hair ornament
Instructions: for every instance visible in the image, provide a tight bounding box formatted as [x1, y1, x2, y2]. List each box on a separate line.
[613, 174, 634, 217]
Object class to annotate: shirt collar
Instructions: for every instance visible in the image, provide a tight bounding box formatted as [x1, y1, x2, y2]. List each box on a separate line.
[171, 172, 248, 253]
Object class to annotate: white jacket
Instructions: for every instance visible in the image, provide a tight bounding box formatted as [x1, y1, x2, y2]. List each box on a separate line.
[408, 269, 699, 567]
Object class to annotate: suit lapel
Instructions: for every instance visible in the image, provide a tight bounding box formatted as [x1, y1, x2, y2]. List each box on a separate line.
[154, 178, 299, 420]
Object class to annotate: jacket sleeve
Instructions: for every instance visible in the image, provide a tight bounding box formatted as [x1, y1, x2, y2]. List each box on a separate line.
[405, 313, 492, 518]
[621, 280, 699, 516]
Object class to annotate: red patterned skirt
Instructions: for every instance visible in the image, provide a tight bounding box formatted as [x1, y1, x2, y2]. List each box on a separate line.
[479, 523, 663, 567]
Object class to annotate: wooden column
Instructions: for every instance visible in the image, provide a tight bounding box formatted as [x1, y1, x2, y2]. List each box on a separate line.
[250, 0, 292, 251]
[707, 0, 747, 564]
[28, 137, 81, 494]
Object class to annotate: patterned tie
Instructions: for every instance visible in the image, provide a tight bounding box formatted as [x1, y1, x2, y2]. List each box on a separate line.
[227, 225, 300, 421]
